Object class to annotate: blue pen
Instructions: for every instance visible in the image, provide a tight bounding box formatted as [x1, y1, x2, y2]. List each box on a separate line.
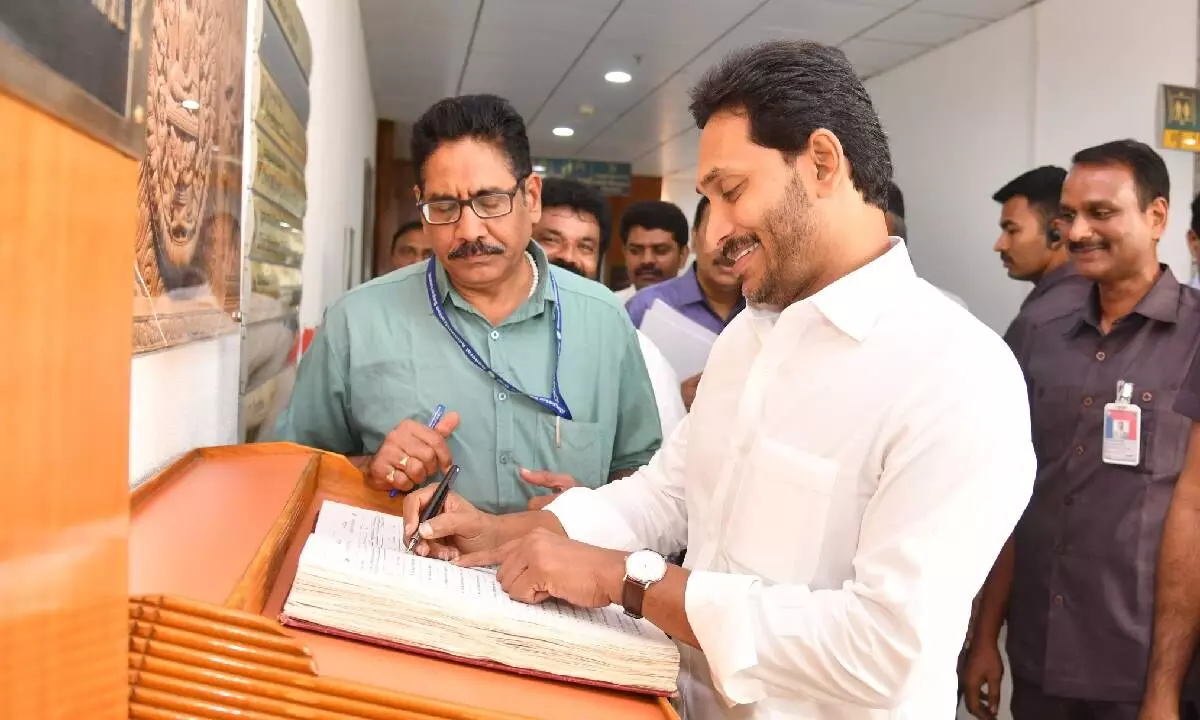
[389, 404, 446, 499]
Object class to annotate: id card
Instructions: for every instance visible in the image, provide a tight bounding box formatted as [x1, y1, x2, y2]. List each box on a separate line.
[1102, 401, 1142, 467]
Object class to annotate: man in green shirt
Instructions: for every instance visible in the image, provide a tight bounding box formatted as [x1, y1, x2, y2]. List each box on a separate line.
[274, 94, 662, 515]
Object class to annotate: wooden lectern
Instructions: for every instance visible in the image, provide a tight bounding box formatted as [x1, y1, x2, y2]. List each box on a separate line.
[129, 444, 681, 720]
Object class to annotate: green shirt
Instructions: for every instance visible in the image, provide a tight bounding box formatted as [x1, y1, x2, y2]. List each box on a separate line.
[274, 243, 663, 515]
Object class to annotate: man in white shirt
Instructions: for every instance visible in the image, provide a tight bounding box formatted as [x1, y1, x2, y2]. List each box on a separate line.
[403, 39, 1034, 719]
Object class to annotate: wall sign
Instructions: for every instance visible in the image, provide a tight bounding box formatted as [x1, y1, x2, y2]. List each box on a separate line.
[533, 158, 633, 197]
[1159, 84, 1200, 152]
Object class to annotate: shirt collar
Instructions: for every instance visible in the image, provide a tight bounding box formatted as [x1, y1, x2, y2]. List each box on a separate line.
[1071, 265, 1181, 333]
[677, 265, 707, 306]
[434, 240, 555, 314]
[775, 237, 915, 342]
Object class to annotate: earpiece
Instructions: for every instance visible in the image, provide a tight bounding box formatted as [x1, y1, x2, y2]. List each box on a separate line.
[1046, 225, 1062, 247]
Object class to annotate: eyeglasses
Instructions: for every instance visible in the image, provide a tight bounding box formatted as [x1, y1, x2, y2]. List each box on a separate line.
[418, 178, 527, 225]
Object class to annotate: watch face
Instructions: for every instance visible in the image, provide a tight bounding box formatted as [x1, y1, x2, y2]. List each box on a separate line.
[626, 550, 667, 583]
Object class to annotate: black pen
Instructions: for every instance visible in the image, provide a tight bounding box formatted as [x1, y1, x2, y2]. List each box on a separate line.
[406, 464, 460, 553]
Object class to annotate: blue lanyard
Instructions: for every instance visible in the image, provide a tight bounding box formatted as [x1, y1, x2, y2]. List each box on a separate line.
[425, 259, 573, 420]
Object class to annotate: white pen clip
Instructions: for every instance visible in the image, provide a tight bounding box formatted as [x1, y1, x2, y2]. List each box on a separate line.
[555, 416, 561, 448]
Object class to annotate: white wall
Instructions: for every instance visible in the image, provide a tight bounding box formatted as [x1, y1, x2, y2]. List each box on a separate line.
[129, 336, 241, 485]
[867, 0, 1198, 333]
[296, 0, 377, 328]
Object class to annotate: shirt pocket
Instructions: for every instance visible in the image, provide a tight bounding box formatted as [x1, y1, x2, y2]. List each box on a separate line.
[533, 414, 607, 488]
[1137, 387, 1188, 477]
[723, 438, 840, 583]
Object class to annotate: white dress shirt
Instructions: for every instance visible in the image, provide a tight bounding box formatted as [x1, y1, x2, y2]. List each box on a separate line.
[637, 330, 686, 438]
[549, 242, 1035, 719]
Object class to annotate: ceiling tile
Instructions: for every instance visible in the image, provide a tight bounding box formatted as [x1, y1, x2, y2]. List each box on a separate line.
[749, 0, 898, 44]
[840, 37, 930, 77]
[864, 9, 989, 45]
[913, 0, 1033, 20]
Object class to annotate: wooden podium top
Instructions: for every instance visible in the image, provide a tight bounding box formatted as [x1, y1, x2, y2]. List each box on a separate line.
[130, 443, 680, 720]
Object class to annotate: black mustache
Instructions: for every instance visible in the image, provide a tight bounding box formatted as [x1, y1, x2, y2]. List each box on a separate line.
[634, 265, 664, 277]
[550, 258, 589, 278]
[1000, 252, 1012, 264]
[1068, 240, 1109, 253]
[720, 234, 759, 262]
[448, 240, 505, 259]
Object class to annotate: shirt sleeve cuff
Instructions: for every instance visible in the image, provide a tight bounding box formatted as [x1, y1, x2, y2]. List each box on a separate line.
[685, 570, 767, 706]
[546, 487, 642, 551]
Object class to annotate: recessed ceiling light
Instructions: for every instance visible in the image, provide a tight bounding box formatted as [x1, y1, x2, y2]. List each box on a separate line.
[605, 70, 632, 84]
[181, 99, 200, 111]
[279, 221, 291, 228]
[552, 127, 574, 137]
[533, 164, 547, 172]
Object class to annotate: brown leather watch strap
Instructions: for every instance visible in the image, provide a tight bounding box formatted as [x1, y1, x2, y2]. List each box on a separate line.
[622, 576, 647, 619]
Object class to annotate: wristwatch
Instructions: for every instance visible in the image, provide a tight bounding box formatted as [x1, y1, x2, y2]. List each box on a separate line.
[621, 549, 667, 619]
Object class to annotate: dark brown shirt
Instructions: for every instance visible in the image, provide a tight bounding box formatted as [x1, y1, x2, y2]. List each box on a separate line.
[1003, 263, 1092, 349]
[1006, 268, 1200, 702]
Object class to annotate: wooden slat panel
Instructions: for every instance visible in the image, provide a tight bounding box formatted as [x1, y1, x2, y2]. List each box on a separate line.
[0, 90, 135, 719]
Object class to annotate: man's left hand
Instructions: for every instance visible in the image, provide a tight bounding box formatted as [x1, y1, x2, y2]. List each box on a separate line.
[457, 528, 625, 608]
[520, 468, 580, 510]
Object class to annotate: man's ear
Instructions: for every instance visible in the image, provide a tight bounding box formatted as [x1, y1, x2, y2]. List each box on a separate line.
[412, 185, 421, 202]
[806, 129, 845, 197]
[523, 173, 543, 225]
[1147, 196, 1169, 242]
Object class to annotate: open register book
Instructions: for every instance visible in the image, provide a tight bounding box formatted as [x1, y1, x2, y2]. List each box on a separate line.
[279, 500, 680, 696]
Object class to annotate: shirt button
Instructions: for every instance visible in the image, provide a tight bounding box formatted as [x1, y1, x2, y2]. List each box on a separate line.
[490, 330, 500, 340]
[1142, 391, 1153, 402]
[1082, 397, 1093, 407]
[499, 454, 508, 464]
[1096, 351, 1106, 361]
[1074, 445, 1084, 456]
[498, 392, 507, 401]
[1053, 594, 1064, 606]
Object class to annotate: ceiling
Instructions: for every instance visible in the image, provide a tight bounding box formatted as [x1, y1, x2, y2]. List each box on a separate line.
[362, 0, 1033, 178]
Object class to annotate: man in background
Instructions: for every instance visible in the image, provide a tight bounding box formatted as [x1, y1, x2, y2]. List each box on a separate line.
[389, 219, 434, 271]
[614, 200, 690, 301]
[964, 140, 1200, 720]
[887, 181, 968, 308]
[991, 166, 1090, 344]
[626, 196, 745, 410]
[534, 177, 686, 446]
[1187, 192, 1200, 289]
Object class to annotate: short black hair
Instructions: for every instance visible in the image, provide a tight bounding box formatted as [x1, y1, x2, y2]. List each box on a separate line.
[992, 166, 1066, 234]
[887, 181, 905, 219]
[1071, 139, 1169, 210]
[391, 220, 423, 253]
[540, 177, 612, 256]
[693, 195, 710, 230]
[688, 40, 893, 210]
[410, 94, 532, 191]
[1191, 192, 1200, 235]
[619, 200, 690, 249]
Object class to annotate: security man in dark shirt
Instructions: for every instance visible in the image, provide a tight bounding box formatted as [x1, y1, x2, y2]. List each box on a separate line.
[964, 139, 1200, 720]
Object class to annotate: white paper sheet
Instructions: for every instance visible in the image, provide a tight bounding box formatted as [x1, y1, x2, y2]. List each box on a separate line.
[638, 299, 719, 378]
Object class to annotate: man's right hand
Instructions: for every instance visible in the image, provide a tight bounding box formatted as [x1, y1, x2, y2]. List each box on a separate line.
[365, 411, 460, 493]
[962, 640, 1004, 720]
[401, 482, 500, 561]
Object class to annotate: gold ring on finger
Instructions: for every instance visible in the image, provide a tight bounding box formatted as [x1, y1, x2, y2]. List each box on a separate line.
[398, 455, 409, 468]
[386, 466, 396, 484]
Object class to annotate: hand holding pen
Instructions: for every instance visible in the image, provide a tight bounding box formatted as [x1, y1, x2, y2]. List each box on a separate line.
[365, 404, 460, 496]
